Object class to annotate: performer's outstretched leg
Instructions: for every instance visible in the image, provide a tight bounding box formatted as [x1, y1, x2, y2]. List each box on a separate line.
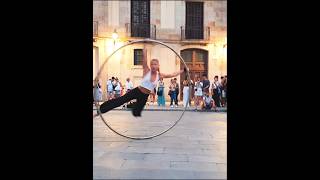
[100, 87, 139, 113]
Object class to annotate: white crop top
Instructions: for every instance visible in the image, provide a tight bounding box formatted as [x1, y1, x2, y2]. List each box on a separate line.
[140, 71, 159, 91]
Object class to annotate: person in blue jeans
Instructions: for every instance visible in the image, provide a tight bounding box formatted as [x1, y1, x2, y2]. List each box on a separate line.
[169, 79, 178, 108]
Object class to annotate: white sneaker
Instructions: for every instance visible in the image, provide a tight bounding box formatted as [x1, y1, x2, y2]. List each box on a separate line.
[175, 105, 178, 108]
[170, 105, 174, 108]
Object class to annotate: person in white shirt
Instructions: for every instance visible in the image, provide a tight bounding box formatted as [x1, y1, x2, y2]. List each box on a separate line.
[114, 78, 122, 98]
[106, 77, 115, 100]
[194, 77, 203, 110]
[182, 80, 190, 108]
[125, 78, 134, 93]
[97, 45, 186, 117]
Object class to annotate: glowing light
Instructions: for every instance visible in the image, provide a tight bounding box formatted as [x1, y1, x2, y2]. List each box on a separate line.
[112, 29, 118, 40]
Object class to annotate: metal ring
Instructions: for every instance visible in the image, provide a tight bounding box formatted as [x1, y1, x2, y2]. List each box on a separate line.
[94, 39, 192, 140]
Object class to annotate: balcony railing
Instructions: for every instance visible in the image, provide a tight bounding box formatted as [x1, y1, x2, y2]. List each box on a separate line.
[93, 21, 98, 37]
[181, 26, 210, 41]
[125, 23, 156, 39]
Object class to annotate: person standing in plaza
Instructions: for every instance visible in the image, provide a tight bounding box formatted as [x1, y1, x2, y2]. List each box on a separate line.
[169, 79, 178, 108]
[157, 77, 165, 106]
[93, 78, 102, 104]
[106, 77, 115, 100]
[114, 78, 121, 99]
[125, 78, 134, 93]
[182, 79, 190, 108]
[194, 77, 203, 110]
[212, 76, 222, 107]
[202, 75, 210, 96]
[220, 76, 227, 107]
[174, 78, 179, 106]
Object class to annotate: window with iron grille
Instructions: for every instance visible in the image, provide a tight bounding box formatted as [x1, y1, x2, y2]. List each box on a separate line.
[186, 2, 204, 39]
[134, 49, 143, 65]
[131, 0, 150, 38]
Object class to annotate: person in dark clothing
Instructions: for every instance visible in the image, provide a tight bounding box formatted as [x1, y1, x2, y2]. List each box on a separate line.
[202, 75, 210, 96]
[211, 76, 221, 107]
[173, 78, 179, 106]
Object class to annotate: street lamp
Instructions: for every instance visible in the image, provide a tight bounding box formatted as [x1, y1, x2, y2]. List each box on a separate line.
[112, 29, 118, 45]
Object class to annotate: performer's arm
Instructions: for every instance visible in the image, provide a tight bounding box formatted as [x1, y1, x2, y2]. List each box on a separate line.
[143, 44, 150, 76]
[160, 67, 188, 79]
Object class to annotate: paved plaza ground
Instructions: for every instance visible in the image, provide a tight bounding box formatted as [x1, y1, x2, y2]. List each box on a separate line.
[93, 110, 227, 179]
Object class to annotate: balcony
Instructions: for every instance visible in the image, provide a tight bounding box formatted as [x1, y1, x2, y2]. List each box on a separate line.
[125, 23, 156, 39]
[180, 26, 210, 43]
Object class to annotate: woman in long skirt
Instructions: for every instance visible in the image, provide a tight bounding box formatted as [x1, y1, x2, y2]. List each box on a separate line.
[157, 77, 165, 106]
[182, 80, 190, 108]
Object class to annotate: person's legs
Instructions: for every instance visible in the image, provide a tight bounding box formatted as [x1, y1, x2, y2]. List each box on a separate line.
[175, 92, 179, 105]
[100, 88, 138, 113]
[195, 96, 199, 109]
[175, 93, 178, 106]
[132, 93, 149, 117]
[213, 91, 221, 107]
[161, 96, 165, 106]
[217, 94, 221, 107]
[157, 95, 161, 106]
[170, 94, 174, 106]
[172, 92, 177, 107]
[199, 96, 203, 109]
[158, 95, 164, 106]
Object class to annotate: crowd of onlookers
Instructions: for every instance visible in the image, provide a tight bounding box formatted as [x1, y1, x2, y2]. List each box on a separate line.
[93, 75, 227, 111]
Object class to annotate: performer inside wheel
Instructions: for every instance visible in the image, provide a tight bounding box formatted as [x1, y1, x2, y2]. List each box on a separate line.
[95, 44, 187, 117]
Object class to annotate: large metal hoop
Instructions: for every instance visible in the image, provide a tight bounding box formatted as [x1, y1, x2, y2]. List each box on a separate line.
[94, 39, 192, 140]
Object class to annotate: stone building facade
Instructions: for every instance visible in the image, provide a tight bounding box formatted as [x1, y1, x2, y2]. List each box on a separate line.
[93, 0, 227, 101]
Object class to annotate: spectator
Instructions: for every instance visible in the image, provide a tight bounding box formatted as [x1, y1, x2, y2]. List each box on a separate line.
[222, 75, 227, 107]
[169, 79, 178, 108]
[174, 78, 179, 106]
[93, 79, 102, 103]
[202, 93, 215, 111]
[220, 76, 227, 107]
[182, 80, 190, 108]
[157, 77, 165, 106]
[212, 76, 222, 107]
[106, 77, 115, 100]
[202, 75, 210, 95]
[194, 77, 203, 110]
[114, 78, 121, 98]
[125, 78, 134, 93]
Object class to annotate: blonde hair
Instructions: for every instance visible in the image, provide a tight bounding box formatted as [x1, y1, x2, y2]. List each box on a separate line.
[150, 59, 160, 74]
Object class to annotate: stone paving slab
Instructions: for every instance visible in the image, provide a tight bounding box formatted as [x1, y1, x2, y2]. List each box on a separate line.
[93, 111, 227, 179]
[93, 103, 227, 112]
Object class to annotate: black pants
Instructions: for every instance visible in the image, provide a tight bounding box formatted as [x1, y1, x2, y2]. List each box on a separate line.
[213, 90, 221, 107]
[175, 92, 179, 104]
[100, 87, 149, 117]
